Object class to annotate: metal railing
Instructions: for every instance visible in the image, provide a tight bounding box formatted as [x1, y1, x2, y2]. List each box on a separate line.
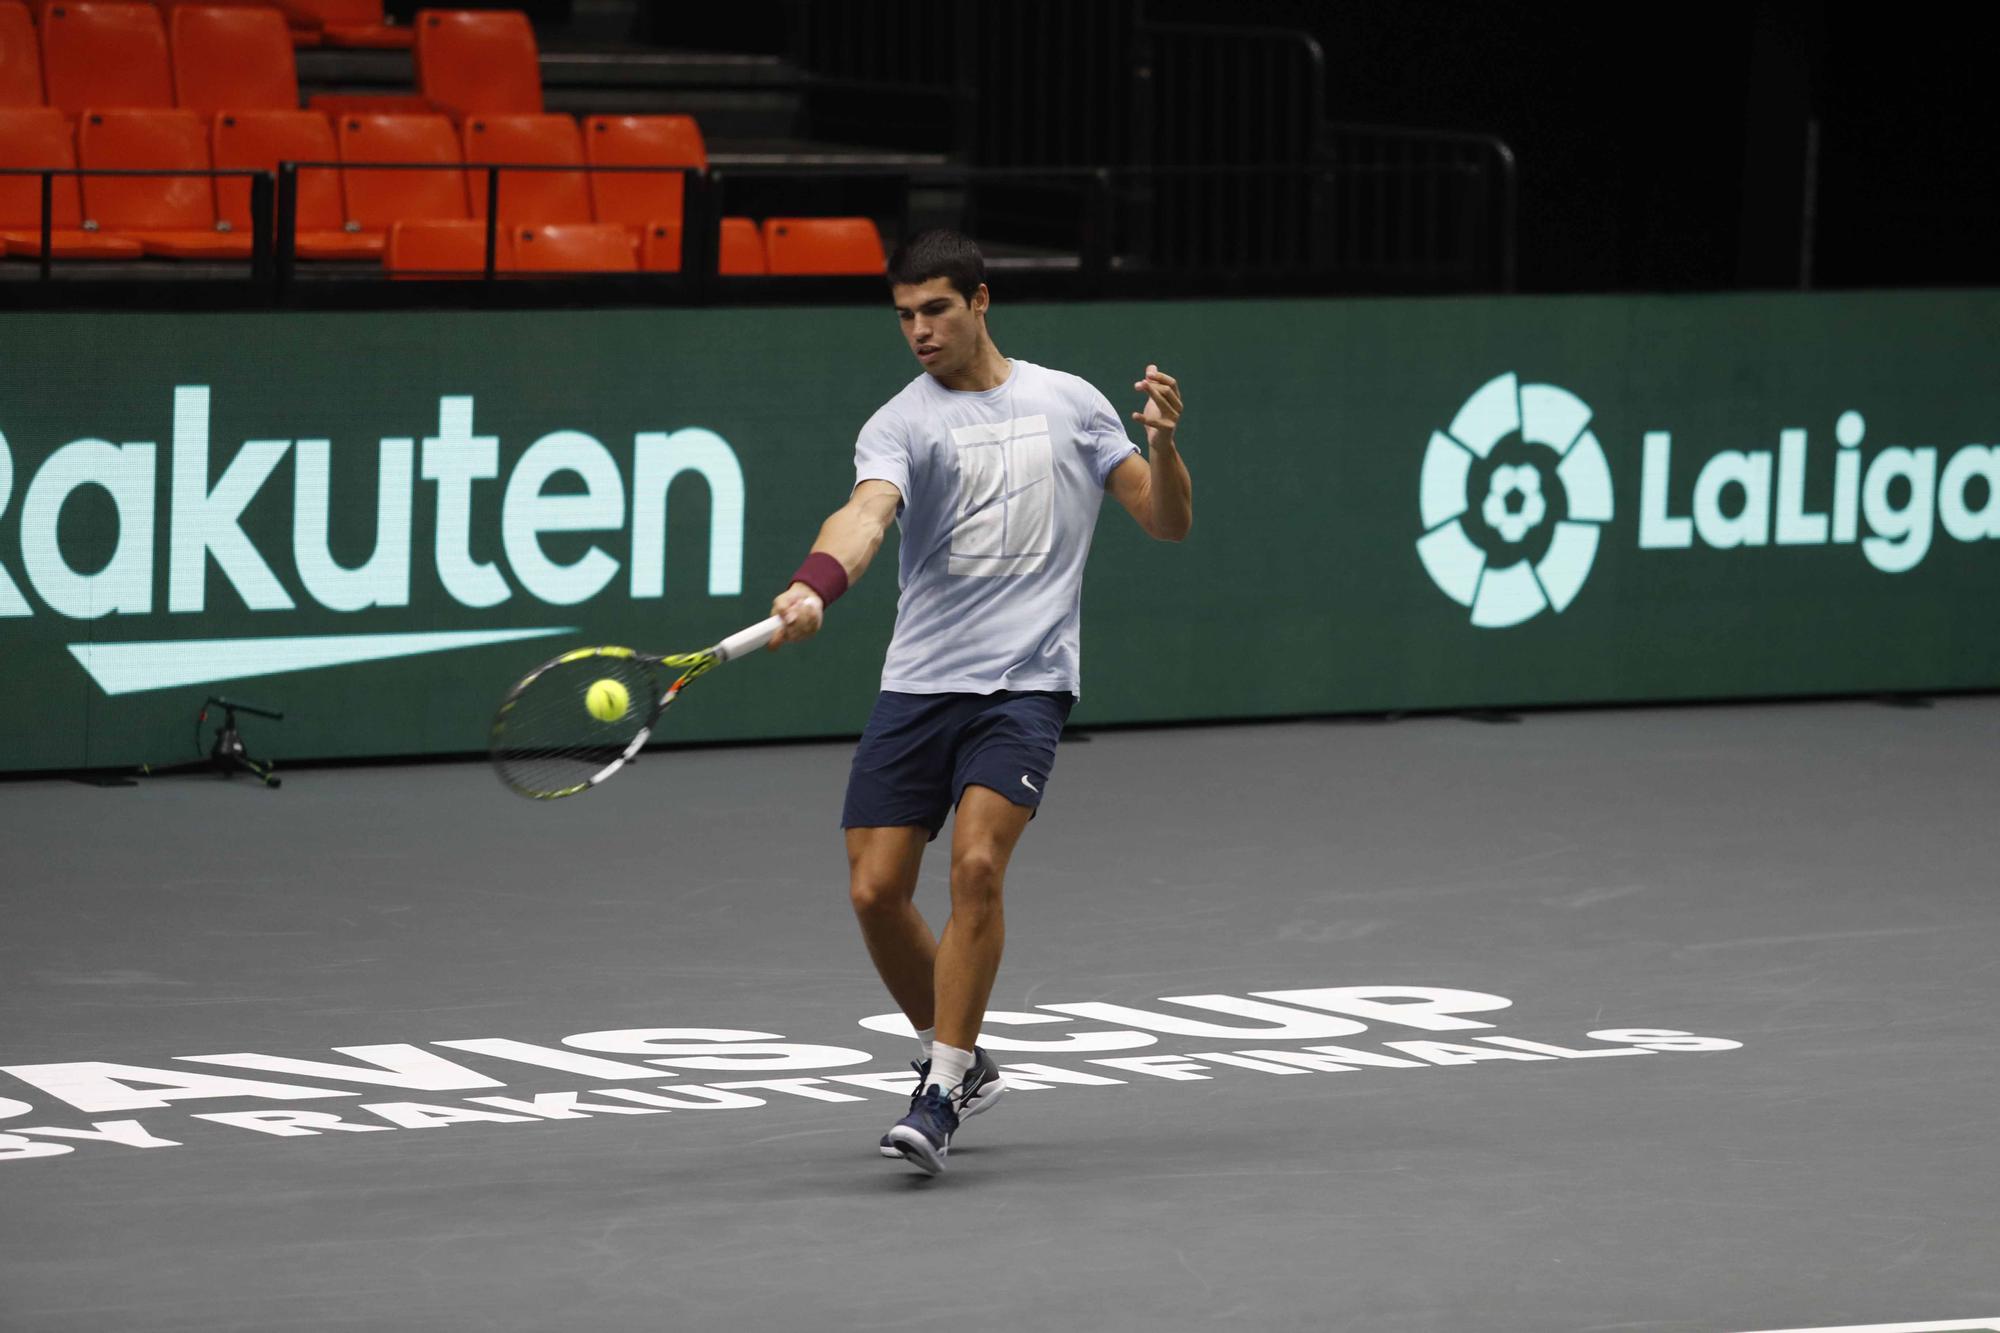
[272, 162, 706, 294]
[969, 1, 1135, 168]
[789, 0, 974, 157]
[713, 160, 1512, 292]
[709, 162, 1363, 287]
[1137, 22, 1326, 167]
[0, 167, 274, 283]
[281, 159, 1349, 291]
[3, 157, 1514, 304]
[1321, 123, 1518, 294]
[784, 3, 1515, 290]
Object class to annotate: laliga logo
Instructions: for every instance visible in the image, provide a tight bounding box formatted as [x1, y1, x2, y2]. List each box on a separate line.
[1415, 373, 1614, 628]
[1415, 370, 2000, 632]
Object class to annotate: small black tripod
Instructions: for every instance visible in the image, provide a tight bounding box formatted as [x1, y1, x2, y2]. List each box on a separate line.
[198, 696, 284, 788]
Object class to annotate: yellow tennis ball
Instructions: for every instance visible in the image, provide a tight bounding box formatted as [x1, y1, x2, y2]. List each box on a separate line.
[584, 678, 629, 723]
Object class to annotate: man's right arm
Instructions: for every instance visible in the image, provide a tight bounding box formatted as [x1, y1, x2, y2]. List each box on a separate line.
[767, 479, 903, 647]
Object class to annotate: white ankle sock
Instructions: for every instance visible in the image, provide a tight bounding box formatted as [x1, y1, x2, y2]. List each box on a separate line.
[915, 1026, 935, 1063]
[926, 1043, 974, 1095]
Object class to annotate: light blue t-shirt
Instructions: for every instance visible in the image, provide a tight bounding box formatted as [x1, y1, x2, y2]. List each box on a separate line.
[854, 359, 1140, 696]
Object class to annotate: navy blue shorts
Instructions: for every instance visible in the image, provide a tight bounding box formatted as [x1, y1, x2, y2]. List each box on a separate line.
[842, 690, 1076, 838]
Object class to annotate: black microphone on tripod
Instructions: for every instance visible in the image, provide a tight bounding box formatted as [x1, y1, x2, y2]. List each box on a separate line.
[196, 696, 284, 788]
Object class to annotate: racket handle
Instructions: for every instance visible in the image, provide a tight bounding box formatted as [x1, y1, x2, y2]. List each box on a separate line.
[714, 595, 821, 662]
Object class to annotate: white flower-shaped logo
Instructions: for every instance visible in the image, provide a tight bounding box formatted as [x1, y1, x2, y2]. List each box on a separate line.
[1481, 464, 1546, 542]
[1415, 373, 1616, 629]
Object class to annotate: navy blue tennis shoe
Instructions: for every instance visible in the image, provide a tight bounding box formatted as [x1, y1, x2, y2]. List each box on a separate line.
[955, 1046, 1007, 1118]
[879, 1048, 1006, 1159]
[883, 1084, 960, 1175]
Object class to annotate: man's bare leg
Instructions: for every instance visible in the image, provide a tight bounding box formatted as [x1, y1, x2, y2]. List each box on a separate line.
[846, 825, 936, 1029]
[878, 787, 1034, 1172]
[933, 784, 1034, 1053]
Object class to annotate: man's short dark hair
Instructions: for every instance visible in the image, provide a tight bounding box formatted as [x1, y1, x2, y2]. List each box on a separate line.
[887, 229, 986, 304]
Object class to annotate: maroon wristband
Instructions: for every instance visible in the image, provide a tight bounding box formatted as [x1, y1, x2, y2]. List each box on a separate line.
[789, 551, 849, 606]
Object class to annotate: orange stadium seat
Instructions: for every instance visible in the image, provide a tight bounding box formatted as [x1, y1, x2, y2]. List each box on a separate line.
[640, 218, 680, 272]
[213, 109, 380, 258]
[0, 106, 145, 256]
[511, 220, 634, 272]
[640, 218, 764, 272]
[584, 114, 705, 236]
[639, 218, 767, 274]
[384, 215, 506, 275]
[762, 216, 886, 275]
[336, 111, 467, 232]
[462, 113, 589, 225]
[41, 2, 175, 117]
[0, 2, 44, 107]
[585, 114, 703, 269]
[77, 106, 255, 256]
[718, 215, 764, 275]
[415, 9, 540, 119]
[275, 0, 409, 49]
[171, 5, 300, 114]
[154, 0, 316, 46]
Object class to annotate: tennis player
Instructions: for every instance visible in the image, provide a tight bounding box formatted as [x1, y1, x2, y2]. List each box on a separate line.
[767, 229, 1193, 1175]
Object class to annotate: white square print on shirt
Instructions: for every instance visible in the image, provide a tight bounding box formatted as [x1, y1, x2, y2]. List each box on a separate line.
[948, 414, 1055, 577]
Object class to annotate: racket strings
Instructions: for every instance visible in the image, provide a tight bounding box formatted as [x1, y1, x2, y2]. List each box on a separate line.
[491, 655, 663, 798]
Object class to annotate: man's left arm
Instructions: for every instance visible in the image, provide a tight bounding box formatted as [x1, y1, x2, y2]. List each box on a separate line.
[1107, 364, 1193, 542]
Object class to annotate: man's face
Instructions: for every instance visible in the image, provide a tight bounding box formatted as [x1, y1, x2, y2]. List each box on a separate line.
[891, 277, 988, 378]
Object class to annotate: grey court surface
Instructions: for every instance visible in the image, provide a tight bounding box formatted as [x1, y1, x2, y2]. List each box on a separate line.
[2, 699, 1997, 1333]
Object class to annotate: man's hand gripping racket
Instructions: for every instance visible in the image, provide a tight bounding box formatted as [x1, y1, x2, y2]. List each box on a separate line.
[490, 597, 820, 800]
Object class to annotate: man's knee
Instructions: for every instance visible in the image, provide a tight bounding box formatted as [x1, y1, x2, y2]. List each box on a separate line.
[846, 827, 926, 921]
[950, 845, 1005, 911]
[850, 869, 916, 920]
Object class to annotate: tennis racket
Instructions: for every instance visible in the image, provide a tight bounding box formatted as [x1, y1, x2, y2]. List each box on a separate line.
[490, 601, 815, 800]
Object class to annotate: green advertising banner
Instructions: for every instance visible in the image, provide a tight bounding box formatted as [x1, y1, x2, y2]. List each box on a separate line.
[0, 290, 1995, 773]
